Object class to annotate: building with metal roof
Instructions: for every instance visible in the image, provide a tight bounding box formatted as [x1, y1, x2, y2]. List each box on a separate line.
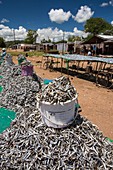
[81, 35, 113, 55]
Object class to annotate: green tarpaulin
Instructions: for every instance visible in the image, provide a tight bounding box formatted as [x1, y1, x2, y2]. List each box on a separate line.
[0, 86, 3, 92]
[44, 79, 53, 85]
[0, 107, 16, 133]
[107, 138, 113, 143]
[0, 76, 3, 92]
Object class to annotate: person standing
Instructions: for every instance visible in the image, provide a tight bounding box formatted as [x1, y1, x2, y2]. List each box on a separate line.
[88, 50, 92, 56]
[87, 50, 92, 64]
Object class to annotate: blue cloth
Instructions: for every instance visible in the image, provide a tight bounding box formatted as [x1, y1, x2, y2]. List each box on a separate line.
[44, 79, 53, 85]
[93, 45, 97, 51]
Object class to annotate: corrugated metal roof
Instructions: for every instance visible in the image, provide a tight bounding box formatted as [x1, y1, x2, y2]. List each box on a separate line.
[81, 35, 113, 44]
[98, 35, 113, 40]
[104, 39, 113, 43]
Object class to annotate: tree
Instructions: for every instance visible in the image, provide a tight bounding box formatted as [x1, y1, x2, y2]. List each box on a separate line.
[41, 38, 51, 43]
[0, 37, 6, 48]
[68, 35, 81, 42]
[5, 40, 24, 48]
[104, 29, 113, 35]
[24, 30, 38, 44]
[84, 18, 113, 35]
[55, 40, 67, 44]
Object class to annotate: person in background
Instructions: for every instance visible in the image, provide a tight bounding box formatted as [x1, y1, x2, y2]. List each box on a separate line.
[1, 48, 7, 59]
[25, 53, 28, 58]
[88, 50, 92, 56]
[87, 50, 92, 64]
[83, 45, 86, 55]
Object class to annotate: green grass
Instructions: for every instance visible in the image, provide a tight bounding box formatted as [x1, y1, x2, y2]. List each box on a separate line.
[9, 51, 44, 57]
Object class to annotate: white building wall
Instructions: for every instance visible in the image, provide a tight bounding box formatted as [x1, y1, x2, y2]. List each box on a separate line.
[56, 43, 68, 53]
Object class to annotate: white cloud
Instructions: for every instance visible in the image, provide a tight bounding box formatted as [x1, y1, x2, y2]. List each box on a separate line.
[36, 27, 88, 43]
[0, 24, 9, 29]
[109, 0, 113, 6]
[73, 6, 94, 23]
[0, 25, 27, 41]
[100, 1, 113, 7]
[111, 21, 113, 25]
[100, 2, 109, 7]
[48, 9, 72, 24]
[73, 27, 89, 38]
[1, 18, 9, 23]
[0, 24, 88, 42]
[36, 27, 63, 42]
[14, 26, 28, 40]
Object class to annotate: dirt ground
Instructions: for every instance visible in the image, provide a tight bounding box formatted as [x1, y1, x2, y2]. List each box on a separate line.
[13, 56, 113, 139]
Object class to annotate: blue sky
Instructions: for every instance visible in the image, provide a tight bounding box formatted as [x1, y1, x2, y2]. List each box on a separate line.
[0, 0, 113, 41]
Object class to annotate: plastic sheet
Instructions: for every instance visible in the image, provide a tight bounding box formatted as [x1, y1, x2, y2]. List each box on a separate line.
[0, 86, 3, 92]
[107, 138, 113, 143]
[43, 79, 53, 85]
[0, 76, 3, 92]
[44, 54, 113, 64]
[0, 108, 16, 133]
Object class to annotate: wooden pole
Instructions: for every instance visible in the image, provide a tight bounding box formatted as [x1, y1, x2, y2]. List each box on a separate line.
[67, 60, 69, 77]
[57, 58, 58, 68]
[61, 58, 63, 75]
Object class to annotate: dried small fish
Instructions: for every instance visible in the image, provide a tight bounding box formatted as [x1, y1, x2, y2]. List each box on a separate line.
[0, 62, 42, 113]
[0, 62, 113, 170]
[37, 76, 77, 105]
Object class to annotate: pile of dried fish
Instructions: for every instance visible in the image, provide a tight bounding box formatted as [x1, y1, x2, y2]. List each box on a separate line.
[0, 63, 42, 113]
[0, 76, 40, 112]
[37, 76, 77, 104]
[0, 63, 113, 169]
[0, 109, 113, 169]
[18, 54, 33, 66]
[0, 54, 14, 66]
[0, 64, 21, 77]
[18, 54, 26, 63]
[21, 60, 33, 66]
[4, 53, 14, 65]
